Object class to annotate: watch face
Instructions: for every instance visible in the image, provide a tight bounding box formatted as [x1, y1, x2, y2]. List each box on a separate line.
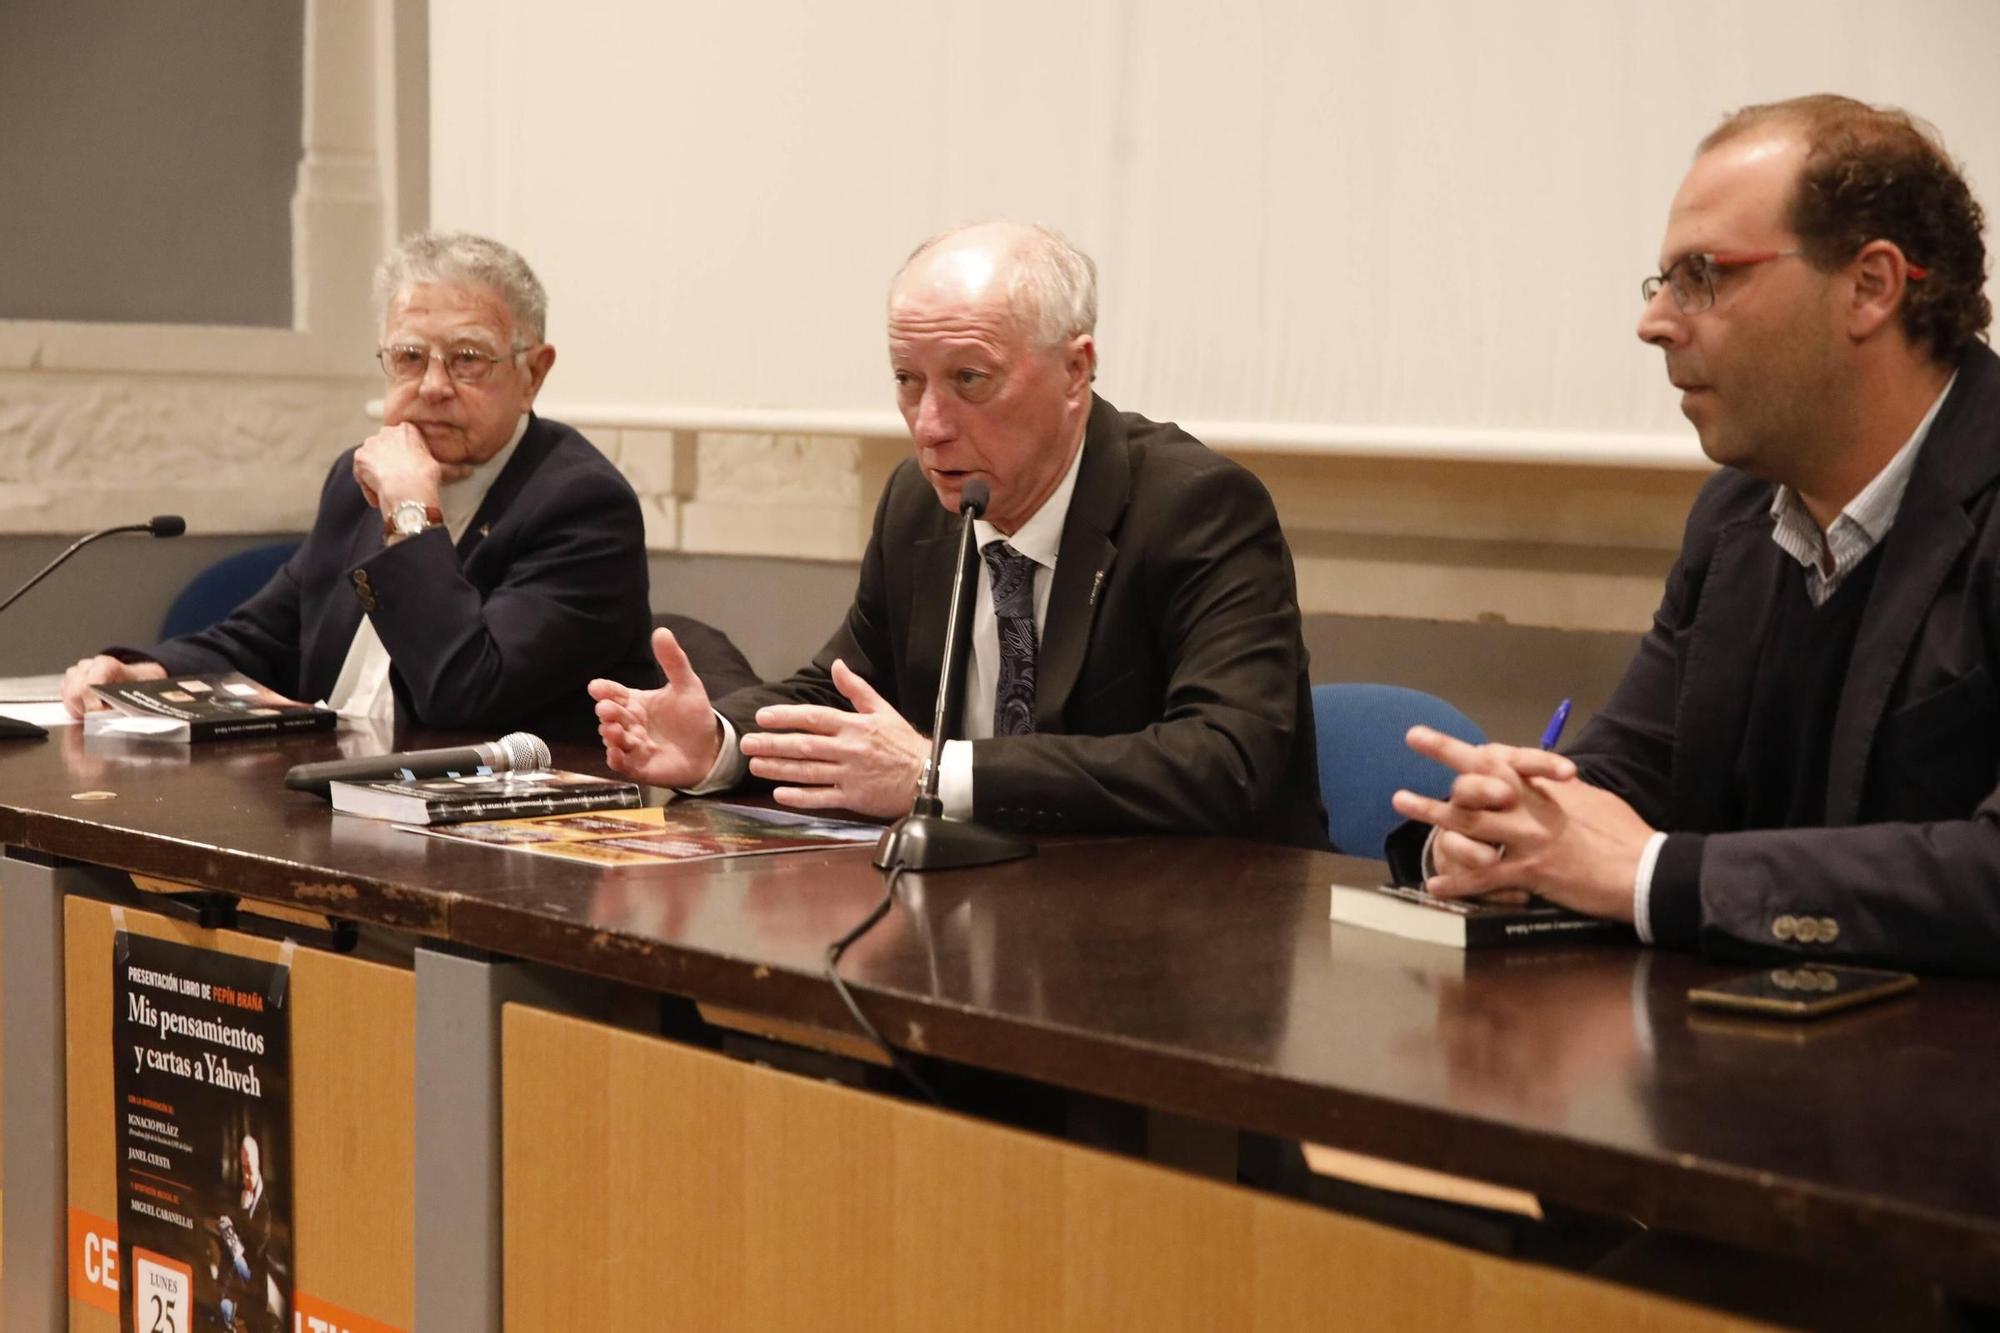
[394, 503, 428, 535]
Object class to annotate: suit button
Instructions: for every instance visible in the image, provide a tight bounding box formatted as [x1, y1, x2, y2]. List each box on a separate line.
[1795, 917, 1822, 944]
[1772, 914, 1798, 942]
[1820, 917, 1840, 943]
[351, 569, 370, 587]
[358, 593, 378, 611]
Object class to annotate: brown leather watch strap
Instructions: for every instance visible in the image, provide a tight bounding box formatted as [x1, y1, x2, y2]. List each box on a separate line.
[383, 503, 444, 538]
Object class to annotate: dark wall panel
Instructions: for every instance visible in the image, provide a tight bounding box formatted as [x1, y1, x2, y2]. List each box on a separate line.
[0, 0, 305, 327]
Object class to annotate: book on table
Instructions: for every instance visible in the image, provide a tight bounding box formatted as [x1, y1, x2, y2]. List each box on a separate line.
[411, 800, 882, 864]
[330, 769, 643, 825]
[86, 672, 337, 742]
[1329, 881, 1631, 949]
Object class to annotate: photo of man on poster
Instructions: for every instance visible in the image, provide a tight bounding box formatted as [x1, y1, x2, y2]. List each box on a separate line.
[206, 1126, 286, 1332]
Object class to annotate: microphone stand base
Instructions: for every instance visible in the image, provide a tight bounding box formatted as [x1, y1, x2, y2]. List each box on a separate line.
[0, 716, 47, 741]
[873, 813, 1035, 872]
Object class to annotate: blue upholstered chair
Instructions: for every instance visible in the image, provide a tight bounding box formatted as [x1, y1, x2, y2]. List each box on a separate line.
[1312, 683, 1487, 856]
[158, 541, 301, 640]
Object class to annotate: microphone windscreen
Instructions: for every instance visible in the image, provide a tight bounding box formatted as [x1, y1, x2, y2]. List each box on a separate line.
[497, 731, 551, 771]
[959, 480, 990, 518]
[149, 515, 187, 538]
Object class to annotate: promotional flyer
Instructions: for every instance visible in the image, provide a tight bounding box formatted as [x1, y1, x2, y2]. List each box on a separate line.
[112, 933, 293, 1333]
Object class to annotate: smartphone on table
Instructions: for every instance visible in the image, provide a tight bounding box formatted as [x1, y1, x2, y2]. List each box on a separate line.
[1687, 964, 1917, 1020]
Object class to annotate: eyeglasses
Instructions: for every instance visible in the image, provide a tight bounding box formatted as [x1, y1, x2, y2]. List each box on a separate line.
[1642, 248, 1933, 315]
[1641, 250, 1806, 314]
[376, 342, 533, 385]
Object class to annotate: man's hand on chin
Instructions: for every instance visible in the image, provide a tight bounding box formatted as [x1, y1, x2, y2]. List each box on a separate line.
[353, 422, 455, 513]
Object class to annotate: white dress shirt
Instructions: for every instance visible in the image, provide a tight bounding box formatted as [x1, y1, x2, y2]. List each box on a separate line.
[323, 414, 527, 722]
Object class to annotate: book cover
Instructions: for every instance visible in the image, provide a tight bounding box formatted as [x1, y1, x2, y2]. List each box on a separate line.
[1329, 881, 1632, 950]
[87, 672, 336, 742]
[412, 800, 882, 865]
[330, 770, 643, 825]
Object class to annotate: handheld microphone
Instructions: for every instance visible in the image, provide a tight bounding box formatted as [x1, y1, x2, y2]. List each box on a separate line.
[872, 480, 1035, 871]
[0, 515, 186, 621]
[283, 731, 551, 796]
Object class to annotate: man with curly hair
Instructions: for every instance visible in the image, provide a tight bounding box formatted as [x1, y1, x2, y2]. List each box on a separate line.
[1393, 96, 2000, 971]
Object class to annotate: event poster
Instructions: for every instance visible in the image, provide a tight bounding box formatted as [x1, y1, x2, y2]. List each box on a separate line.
[112, 933, 293, 1333]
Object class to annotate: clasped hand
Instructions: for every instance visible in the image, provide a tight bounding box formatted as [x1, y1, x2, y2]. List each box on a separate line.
[591, 631, 926, 817]
[1389, 726, 1653, 924]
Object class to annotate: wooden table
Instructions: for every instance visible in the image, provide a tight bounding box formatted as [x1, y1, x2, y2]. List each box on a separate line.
[3, 722, 1997, 1318]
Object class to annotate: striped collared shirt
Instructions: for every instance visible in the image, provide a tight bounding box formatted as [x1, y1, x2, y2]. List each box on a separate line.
[1768, 374, 1956, 605]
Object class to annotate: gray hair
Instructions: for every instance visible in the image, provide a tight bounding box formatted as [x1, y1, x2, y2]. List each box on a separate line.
[373, 230, 549, 343]
[899, 222, 1098, 348]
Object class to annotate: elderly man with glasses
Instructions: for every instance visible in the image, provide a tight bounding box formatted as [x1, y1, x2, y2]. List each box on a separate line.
[1390, 95, 2000, 973]
[61, 231, 661, 739]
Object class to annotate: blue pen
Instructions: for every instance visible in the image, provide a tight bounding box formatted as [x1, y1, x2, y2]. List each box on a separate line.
[1539, 698, 1573, 750]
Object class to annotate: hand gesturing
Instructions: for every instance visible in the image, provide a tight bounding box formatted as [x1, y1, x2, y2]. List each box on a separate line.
[589, 628, 722, 788]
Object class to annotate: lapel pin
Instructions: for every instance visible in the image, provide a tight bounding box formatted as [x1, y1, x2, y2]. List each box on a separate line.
[1088, 569, 1106, 608]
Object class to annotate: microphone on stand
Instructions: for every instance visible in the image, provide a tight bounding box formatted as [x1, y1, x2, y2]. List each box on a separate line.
[831, 480, 1030, 1101]
[0, 515, 186, 620]
[872, 480, 1036, 872]
[282, 732, 552, 796]
[0, 516, 187, 741]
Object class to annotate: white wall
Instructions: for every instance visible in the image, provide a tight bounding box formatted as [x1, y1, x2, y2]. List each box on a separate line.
[431, 0, 1999, 460]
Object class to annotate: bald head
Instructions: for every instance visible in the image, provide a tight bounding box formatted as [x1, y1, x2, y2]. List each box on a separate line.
[885, 222, 1099, 533]
[893, 222, 1097, 351]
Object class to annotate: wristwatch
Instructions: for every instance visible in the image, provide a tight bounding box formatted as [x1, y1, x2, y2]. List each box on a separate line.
[385, 500, 443, 539]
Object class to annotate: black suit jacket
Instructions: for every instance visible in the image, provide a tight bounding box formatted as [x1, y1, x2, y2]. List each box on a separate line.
[1570, 341, 2000, 971]
[121, 415, 662, 743]
[717, 397, 1328, 848]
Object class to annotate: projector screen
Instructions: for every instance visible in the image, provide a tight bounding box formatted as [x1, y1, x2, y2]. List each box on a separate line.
[430, 0, 1999, 457]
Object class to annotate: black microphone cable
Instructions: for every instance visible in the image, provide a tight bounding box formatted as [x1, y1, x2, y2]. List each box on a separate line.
[824, 864, 941, 1105]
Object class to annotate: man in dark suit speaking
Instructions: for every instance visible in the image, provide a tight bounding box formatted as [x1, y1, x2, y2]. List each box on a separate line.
[593, 222, 1326, 846]
[61, 231, 660, 742]
[1392, 96, 2000, 971]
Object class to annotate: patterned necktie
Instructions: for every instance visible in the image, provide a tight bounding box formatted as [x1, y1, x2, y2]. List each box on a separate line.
[982, 541, 1039, 736]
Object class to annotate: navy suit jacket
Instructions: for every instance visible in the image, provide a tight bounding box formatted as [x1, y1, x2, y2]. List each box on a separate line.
[121, 415, 661, 743]
[1570, 342, 2000, 971]
[716, 397, 1329, 848]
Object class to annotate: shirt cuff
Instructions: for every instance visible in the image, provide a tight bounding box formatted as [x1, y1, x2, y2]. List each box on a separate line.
[1631, 830, 1668, 944]
[937, 739, 973, 819]
[681, 711, 747, 795]
[1644, 832, 1706, 950]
